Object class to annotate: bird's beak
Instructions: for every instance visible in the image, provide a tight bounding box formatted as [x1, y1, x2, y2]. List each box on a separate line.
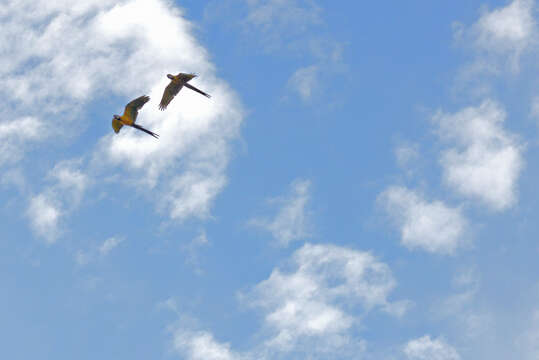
[167, 74, 174, 80]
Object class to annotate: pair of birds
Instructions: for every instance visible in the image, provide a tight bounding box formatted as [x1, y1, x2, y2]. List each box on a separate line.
[111, 73, 211, 139]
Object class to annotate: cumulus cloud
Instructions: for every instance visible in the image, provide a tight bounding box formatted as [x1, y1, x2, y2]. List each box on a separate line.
[475, 0, 536, 54]
[380, 186, 468, 255]
[404, 335, 461, 360]
[243, 243, 405, 353]
[26, 159, 89, 243]
[2, 0, 243, 222]
[455, 0, 536, 72]
[172, 329, 241, 360]
[249, 179, 312, 247]
[51, 160, 90, 204]
[170, 243, 403, 359]
[434, 100, 524, 211]
[27, 193, 62, 244]
[0, 117, 46, 166]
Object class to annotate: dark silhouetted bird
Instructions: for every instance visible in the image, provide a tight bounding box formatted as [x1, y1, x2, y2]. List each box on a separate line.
[159, 73, 210, 110]
[112, 95, 159, 139]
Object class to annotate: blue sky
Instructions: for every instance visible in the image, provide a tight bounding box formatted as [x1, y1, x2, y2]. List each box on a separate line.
[1, 0, 539, 359]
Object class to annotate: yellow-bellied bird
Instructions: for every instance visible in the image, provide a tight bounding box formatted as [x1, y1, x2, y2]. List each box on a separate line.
[159, 73, 211, 111]
[112, 95, 159, 139]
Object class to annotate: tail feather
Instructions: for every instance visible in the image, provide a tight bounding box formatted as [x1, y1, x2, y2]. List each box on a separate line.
[132, 124, 159, 139]
[185, 83, 211, 98]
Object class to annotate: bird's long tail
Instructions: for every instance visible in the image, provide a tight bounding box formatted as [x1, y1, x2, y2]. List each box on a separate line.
[132, 124, 159, 139]
[185, 83, 211, 98]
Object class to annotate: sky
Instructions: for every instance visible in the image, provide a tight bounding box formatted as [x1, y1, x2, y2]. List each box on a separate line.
[1, 0, 539, 359]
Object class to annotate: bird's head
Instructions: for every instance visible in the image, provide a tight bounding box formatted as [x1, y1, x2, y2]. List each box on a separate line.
[167, 74, 174, 80]
[177, 73, 196, 82]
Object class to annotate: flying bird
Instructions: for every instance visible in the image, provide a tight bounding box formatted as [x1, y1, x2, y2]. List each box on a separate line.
[159, 73, 211, 111]
[112, 95, 159, 139]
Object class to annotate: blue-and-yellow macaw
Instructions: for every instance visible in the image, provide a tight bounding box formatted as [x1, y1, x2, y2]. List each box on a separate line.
[112, 95, 159, 139]
[158, 73, 211, 111]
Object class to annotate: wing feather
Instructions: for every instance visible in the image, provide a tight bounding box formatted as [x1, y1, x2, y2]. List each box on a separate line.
[159, 81, 183, 110]
[123, 95, 150, 123]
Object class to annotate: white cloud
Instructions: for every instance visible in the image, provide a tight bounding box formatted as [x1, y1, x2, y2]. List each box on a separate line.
[206, 0, 345, 104]
[234, 0, 345, 102]
[380, 186, 468, 255]
[475, 0, 535, 51]
[287, 65, 318, 101]
[99, 236, 124, 256]
[26, 193, 62, 244]
[26, 160, 89, 243]
[243, 243, 403, 353]
[51, 160, 90, 205]
[0, 117, 44, 140]
[167, 243, 404, 359]
[404, 335, 461, 360]
[2, 0, 243, 222]
[434, 100, 524, 211]
[249, 179, 312, 247]
[172, 329, 241, 360]
[455, 0, 536, 72]
[162, 171, 228, 221]
[0, 117, 46, 166]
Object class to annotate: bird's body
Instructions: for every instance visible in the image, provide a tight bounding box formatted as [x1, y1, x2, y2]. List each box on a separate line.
[159, 72, 211, 110]
[112, 95, 159, 139]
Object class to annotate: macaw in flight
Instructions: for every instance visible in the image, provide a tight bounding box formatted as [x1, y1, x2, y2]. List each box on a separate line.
[112, 95, 159, 139]
[159, 73, 211, 111]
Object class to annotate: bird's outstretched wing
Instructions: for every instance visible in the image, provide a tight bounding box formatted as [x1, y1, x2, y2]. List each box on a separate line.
[112, 118, 123, 133]
[123, 95, 150, 123]
[159, 81, 183, 110]
[132, 123, 159, 139]
[184, 83, 211, 98]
